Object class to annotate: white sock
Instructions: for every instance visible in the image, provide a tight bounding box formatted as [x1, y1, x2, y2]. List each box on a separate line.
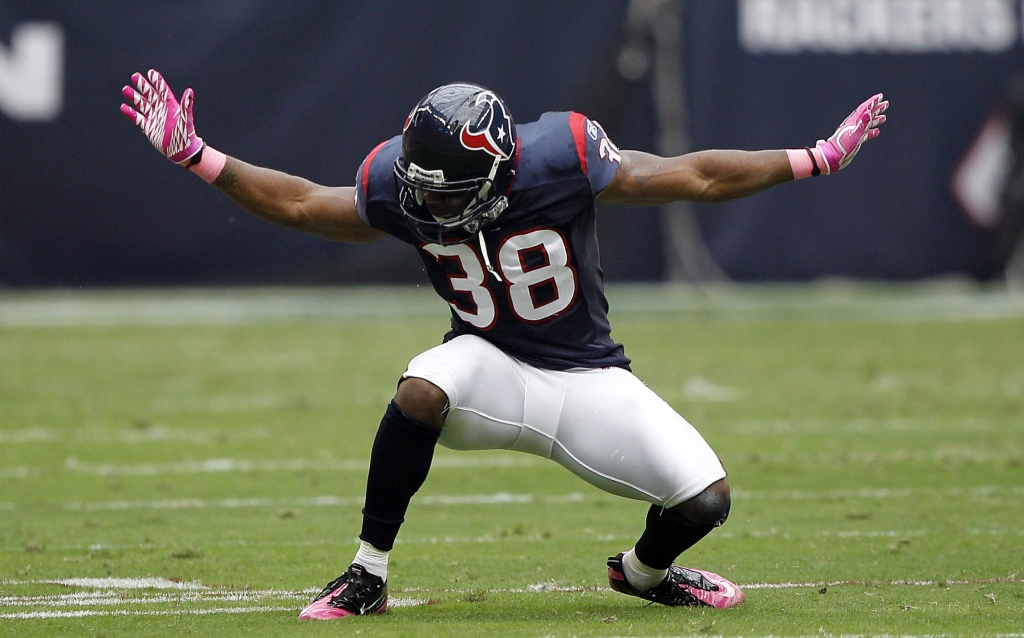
[353, 540, 389, 582]
[621, 547, 668, 591]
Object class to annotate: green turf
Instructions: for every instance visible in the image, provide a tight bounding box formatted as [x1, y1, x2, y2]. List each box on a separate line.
[1, 285, 1022, 636]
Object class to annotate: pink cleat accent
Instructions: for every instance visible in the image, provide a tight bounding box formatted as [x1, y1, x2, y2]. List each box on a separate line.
[297, 564, 388, 620]
[298, 584, 388, 620]
[607, 552, 744, 609]
[679, 567, 744, 609]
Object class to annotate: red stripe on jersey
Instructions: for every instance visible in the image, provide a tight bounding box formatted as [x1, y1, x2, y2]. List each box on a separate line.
[361, 141, 389, 198]
[568, 112, 588, 175]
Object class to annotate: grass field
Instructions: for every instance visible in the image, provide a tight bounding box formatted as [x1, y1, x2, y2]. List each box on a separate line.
[1, 284, 1023, 637]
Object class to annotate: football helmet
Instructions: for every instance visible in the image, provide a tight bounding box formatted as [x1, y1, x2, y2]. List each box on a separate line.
[394, 83, 517, 245]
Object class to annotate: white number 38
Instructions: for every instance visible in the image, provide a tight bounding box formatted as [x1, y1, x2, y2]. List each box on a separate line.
[422, 229, 578, 329]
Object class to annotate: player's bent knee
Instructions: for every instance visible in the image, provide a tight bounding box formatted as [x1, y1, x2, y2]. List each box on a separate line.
[669, 478, 731, 528]
[394, 377, 449, 430]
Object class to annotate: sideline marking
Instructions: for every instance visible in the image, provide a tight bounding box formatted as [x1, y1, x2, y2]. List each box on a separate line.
[3, 285, 1024, 327]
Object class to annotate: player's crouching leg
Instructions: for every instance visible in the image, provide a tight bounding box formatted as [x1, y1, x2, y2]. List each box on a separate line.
[300, 381, 446, 620]
[608, 479, 744, 609]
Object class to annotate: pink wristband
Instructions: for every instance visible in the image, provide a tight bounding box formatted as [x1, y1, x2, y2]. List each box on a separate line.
[787, 148, 820, 180]
[188, 146, 227, 184]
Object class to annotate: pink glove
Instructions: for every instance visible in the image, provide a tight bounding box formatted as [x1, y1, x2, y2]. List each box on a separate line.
[120, 69, 204, 165]
[815, 93, 888, 174]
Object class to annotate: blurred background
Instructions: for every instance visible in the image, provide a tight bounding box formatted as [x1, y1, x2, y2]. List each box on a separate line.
[3, 0, 1024, 288]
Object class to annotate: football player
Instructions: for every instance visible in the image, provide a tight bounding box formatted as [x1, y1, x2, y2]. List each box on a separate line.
[122, 70, 887, 618]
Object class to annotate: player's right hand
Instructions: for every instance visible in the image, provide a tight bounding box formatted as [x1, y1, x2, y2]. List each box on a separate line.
[815, 93, 888, 174]
[121, 69, 204, 165]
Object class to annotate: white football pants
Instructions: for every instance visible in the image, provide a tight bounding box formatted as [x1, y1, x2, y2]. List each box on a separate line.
[404, 335, 725, 508]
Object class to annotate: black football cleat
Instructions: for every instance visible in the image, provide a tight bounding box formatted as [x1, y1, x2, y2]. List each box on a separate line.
[607, 552, 744, 608]
[298, 563, 388, 620]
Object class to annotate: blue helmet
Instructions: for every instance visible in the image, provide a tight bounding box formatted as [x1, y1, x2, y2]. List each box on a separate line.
[394, 83, 517, 245]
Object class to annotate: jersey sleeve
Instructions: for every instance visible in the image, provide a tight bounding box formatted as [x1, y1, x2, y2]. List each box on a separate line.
[354, 139, 391, 227]
[353, 136, 414, 240]
[567, 112, 622, 195]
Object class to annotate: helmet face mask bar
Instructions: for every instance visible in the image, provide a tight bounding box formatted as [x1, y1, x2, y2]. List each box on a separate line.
[394, 83, 516, 245]
[394, 159, 508, 245]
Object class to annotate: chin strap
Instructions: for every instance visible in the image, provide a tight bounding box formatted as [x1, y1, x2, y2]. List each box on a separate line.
[477, 231, 502, 282]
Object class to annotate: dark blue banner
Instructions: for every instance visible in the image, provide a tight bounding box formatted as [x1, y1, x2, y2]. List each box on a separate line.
[1, 1, 1021, 285]
[687, 0, 1024, 280]
[0, 1, 653, 286]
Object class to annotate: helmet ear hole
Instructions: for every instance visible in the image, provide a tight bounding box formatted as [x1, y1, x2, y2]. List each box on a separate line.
[394, 83, 517, 245]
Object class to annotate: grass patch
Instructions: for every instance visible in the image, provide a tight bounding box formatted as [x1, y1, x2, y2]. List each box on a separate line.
[1, 285, 1022, 636]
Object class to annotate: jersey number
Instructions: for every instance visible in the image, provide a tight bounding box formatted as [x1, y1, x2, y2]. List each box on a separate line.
[423, 229, 578, 329]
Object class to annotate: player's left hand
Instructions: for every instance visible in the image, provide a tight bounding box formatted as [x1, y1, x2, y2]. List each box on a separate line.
[815, 94, 888, 174]
[120, 69, 204, 166]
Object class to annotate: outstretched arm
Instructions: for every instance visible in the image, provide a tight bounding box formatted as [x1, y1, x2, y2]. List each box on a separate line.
[600, 149, 793, 205]
[121, 69, 386, 243]
[209, 157, 385, 243]
[599, 94, 888, 206]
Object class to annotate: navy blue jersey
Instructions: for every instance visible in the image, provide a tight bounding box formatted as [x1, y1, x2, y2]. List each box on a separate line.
[355, 112, 629, 371]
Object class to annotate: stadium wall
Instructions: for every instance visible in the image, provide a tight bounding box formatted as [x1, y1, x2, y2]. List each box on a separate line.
[0, 1, 1021, 285]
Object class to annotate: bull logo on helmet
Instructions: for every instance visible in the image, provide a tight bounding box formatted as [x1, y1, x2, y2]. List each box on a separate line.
[459, 92, 513, 160]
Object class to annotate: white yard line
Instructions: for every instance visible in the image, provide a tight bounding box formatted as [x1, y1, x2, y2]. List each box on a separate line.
[0, 426, 271, 445]
[59, 454, 537, 476]
[0, 590, 300, 607]
[0, 577, 428, 620]
[741, 577, 1024, 589]
[719, 417, 1007, 435]
[10, 526, 1024, 556]
[731, 485, 1024, 500]
[1, 418, 1011, 448]
[59, 491, 556, 512]
[1, 484, 1019, 514]
[6, 578, 1022, 597]
[3, 576, 1023, 624]
[45, 485, 1023, 514]
[1, 577, 207, 589]
[0, 455, 537, 479]
[10, 450, 1019, 481]
[54, 577, 206, 590]
[0, 467, 33, 478]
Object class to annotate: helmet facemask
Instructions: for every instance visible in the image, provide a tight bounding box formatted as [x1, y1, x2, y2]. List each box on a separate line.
[395, 158, 509, 245]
